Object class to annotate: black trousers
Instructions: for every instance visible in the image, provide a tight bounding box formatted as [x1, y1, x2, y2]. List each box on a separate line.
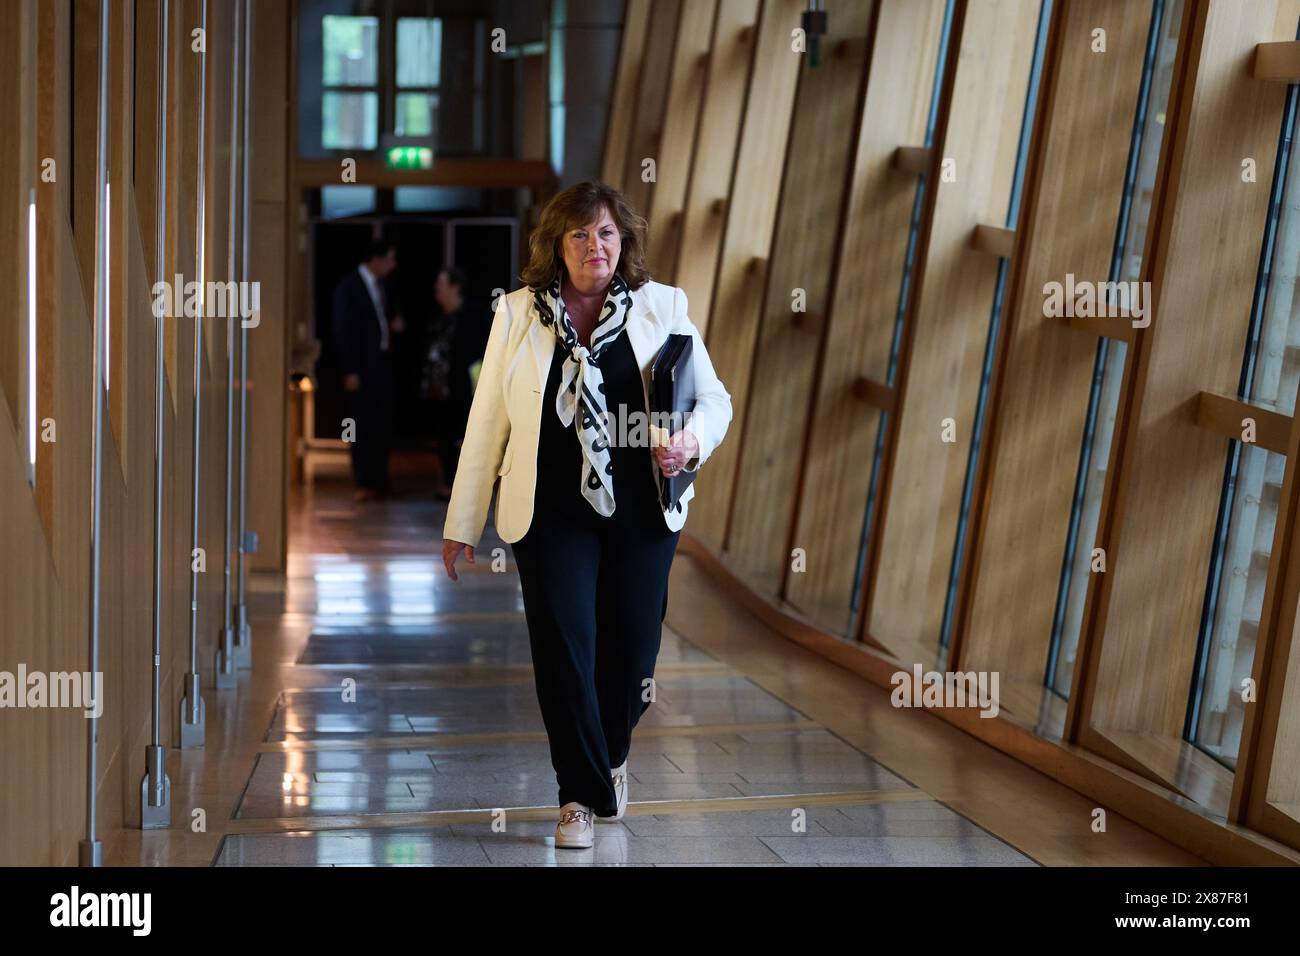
[346, 371, 394, 491]
[511, 503, 681, 817]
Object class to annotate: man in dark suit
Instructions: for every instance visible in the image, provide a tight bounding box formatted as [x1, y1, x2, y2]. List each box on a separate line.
[428, 267, 492, 498]
[332, 240, 403, 501]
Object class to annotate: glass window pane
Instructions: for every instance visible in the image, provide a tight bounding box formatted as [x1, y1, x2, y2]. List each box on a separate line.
[397, 18, 442, 88]
[1050, 337, 1127, 697]
[320, 186, 377, 220]
[1242, 89, 1300, 416]
[1046, 0, 1184, 698]
[395, 92, 439, 138]
[322, 92, 378, 150]
[393, 186, 481, 212]
[1193, 443, 1284, 766]
[323, 15, 379, 87]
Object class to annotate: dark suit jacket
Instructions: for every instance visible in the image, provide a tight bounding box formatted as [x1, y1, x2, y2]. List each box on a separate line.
[331, 270, 390, 386]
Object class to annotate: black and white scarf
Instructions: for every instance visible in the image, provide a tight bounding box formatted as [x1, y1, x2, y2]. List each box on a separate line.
[532, 272, 634, 517]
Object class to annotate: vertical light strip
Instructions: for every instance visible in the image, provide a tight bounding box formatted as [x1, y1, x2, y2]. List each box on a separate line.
[104, 181, 111, 391]
[27, 189, 36, 486]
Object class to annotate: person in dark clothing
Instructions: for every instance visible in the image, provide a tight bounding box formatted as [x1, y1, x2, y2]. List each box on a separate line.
[331, 240, 403, 501]
[427, 267, 492, 498]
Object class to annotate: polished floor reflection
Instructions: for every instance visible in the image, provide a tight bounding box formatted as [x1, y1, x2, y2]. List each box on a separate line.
[213, 476, 1040, 866]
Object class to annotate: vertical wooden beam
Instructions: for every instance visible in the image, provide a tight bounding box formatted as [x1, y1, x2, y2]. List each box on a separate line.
[864, 0, 1041, 667]
[645, 0, 719, 281]
[782, 0, 951, 636]
[724, 1, 878, 599]
[952, 0, 1159, 724]
[682, 0, 804, 554]
[247, 0, 292, 573]
[600, 0, 652, 187]
[620, 0, 683, 216]
[672, 0, 762, 338]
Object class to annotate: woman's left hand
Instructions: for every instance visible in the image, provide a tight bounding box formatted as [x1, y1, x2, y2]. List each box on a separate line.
[654, 429, 699, 478]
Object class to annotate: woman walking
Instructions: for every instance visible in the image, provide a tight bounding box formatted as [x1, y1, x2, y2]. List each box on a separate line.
[441, 181, 733, 848]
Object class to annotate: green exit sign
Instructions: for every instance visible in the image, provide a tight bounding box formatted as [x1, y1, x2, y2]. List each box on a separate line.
[386, 146, 433, 170]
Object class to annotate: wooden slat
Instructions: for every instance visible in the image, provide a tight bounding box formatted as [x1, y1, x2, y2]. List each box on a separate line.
[34, 0, 62, 537]
[782, 0, 949, 636]
[620, 0, 683, 219]
[646, 0, 719, 280]
[970, 223, 1016, 258]
[107, 0, 135, 464]
[724, 0, 877, 599]
[600, 0, 652, 186]
[677, 0, 804, 553]
[891, 144, 932, 175]
[866, 0, 1042, 664]
[0, 0, 34, 430]
[953, 0, 1160, 714]
[1195, 392, 1292, 454]
[249, 0, 291, 571]
[674, 0, 762, 338]
[1254, 39, 1300, 80]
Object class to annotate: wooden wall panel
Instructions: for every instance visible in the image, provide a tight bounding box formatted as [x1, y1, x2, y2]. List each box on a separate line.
[619, 0, 682, 217]
[644, 0, 718, 280]
[0, 0, 34, 431]
[0, 0, 249, 865]
[686, 0, 804, 553]
[663, 0, 1300, 859]
[35, 0, 68, 544]
[672, 0, 760, 337]
[72, 0, 100, 310]
[600, 0, 652, 187]
[1084, 0, 1300, 744]
[202, 0, 232, 379]
[956, 0, 1155, 720]
[783, 0, 949, 636]
[723, 1, 877, 599]
[867, 0, 1041, 665]
[106, 0, 132, 462]
[248, 0, 291, 572]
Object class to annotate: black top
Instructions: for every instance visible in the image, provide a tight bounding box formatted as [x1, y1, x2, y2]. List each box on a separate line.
[424, 297, 492, 412]
[533, 329, 665, 529]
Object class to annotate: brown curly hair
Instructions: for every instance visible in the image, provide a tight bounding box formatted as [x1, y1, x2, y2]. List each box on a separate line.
[519, 181, 651, 291]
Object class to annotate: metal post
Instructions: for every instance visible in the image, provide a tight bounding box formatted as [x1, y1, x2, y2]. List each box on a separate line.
[189, 0, 227, 697]
[143, 0, 175, 823]
[178, 0, 205, 738]
[215, 0, 242, 685]
[79, 0, 111, 868]
[235, 0, 256, 668]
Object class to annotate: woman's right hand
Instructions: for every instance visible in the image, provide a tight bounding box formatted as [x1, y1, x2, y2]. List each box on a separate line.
[442, 539, 475, 581]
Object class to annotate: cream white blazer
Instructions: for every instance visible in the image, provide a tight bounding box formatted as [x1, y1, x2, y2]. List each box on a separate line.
[443, 279, 733, 549]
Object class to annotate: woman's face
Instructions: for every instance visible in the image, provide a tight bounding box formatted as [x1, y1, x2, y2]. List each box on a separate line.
[560, 205, 621, 292]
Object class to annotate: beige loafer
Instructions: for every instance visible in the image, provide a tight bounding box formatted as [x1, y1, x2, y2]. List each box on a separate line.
[555, 802, 595, 848]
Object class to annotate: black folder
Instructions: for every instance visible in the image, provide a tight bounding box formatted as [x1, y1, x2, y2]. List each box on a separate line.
[649, 333, 697, 513]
